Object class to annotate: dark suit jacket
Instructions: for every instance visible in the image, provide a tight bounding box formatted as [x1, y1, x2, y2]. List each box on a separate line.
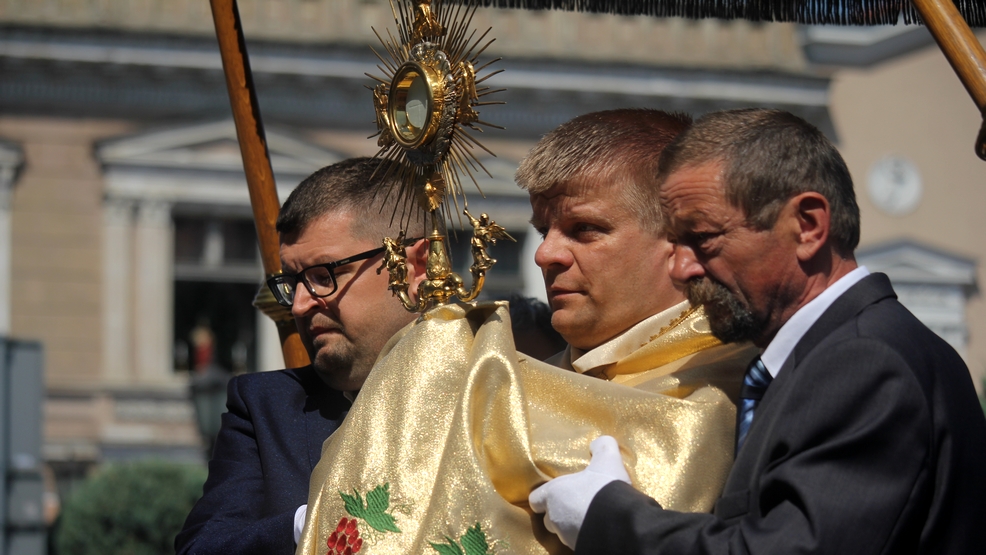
[578, 273, 986, 554]
[175, 366, 348, 555]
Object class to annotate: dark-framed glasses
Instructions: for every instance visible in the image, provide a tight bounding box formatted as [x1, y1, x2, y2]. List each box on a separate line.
[266, 238, 420, 308]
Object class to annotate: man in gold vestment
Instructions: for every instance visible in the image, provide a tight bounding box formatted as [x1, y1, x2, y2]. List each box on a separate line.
[517, 109, 756, 384]
[298, 111, 755, 555]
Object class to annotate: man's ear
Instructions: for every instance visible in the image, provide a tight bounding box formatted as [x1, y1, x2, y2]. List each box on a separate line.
[404, 238, 430, 301]
[791, 192, 831, 263]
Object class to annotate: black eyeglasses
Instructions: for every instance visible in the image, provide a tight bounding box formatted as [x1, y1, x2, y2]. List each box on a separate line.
[266, 238, 420, 308]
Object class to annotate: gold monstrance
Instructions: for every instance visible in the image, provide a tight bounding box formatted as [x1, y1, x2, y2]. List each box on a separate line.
[369, 0, 513, 312]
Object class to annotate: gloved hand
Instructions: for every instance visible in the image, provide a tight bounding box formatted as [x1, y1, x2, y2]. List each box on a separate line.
[528, 436, 631, 549]
[293, 504, 307, 545]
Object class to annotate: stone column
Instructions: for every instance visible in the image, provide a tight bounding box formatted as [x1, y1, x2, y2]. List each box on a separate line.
[0, 176, 12, 335]
[133, 201, 175, 384]
[102, 199, 135, 384]
[0, 146, 23, 336]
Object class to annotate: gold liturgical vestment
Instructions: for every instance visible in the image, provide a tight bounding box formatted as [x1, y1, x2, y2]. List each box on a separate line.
[298, 301, 757, 555]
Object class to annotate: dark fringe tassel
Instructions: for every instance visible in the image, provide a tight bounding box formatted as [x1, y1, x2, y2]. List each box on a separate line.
[463, 0, 986, 27]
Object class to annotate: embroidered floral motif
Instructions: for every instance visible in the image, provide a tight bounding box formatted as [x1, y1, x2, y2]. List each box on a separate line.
[339, 484, 401, 533]
[327, 517, 363, 555]
[326, 484, 400, 555]
[429, 523, 492, 555]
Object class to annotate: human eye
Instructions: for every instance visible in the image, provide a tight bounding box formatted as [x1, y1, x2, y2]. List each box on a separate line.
[306, 266, 334, 288]
[573, 222, 605, 240]
[689, 231, 723, 253]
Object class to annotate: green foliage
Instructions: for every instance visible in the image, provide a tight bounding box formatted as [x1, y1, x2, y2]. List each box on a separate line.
[54, 460, 206, 555]
[430, 523, 491, 555]
[340, 484, 400, 533]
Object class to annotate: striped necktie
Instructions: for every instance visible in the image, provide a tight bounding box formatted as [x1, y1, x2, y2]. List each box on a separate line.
[736, 356, 772, 455]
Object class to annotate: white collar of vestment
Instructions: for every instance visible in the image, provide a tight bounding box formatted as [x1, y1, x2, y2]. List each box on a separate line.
[568, 300, 693, 375]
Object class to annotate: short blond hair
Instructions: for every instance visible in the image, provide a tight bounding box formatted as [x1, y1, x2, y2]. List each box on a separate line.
[516, 109, 691, 234]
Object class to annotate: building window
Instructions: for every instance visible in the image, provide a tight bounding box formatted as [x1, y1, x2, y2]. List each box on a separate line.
[172, 216, 262, 374]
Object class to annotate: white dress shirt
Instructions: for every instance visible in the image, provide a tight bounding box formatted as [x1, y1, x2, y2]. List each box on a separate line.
[760, 266, 870, 378]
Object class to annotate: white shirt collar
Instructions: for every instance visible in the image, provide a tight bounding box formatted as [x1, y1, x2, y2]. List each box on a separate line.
[760, 266, 870, 378]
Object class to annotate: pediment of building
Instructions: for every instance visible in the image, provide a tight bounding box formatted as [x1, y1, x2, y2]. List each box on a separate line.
[856, 239, 977, 289]
[96, 119, 341, 178]
[93, 121, 534, 225]
[802, 23, 935, 67]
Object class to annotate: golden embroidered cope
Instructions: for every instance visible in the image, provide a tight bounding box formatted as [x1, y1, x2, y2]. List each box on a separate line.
[298, 301, 756, 555]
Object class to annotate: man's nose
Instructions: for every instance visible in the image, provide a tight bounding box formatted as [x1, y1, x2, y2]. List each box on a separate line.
[290, 284, 321, 318]
[670, 245, 705, 285]
[533, 230, 573, 270]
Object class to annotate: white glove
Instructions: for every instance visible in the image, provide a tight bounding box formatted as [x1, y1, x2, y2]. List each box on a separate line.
[528, 436, 631, 549]
[293, 504, 307, 545]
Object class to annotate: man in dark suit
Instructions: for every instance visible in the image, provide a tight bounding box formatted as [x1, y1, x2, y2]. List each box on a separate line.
[175, 158, 428, 555]
[529, 109, 986, 553]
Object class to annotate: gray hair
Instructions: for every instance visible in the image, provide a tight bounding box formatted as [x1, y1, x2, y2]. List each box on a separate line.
[658, 108, 860, 256]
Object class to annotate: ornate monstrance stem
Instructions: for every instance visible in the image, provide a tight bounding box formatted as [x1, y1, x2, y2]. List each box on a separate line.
[370, 1, 511, 312]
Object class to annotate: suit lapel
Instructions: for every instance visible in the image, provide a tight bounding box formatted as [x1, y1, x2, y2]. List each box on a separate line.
[305, 399, 328, 470]
[298, 367, 349, 471]
[724, 274, 897, 496]
[753, 274, 895, 450]
[789, 273, 896, 369]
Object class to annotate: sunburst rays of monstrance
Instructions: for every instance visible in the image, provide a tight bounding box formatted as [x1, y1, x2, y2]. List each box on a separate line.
[368, 0, 514, 312]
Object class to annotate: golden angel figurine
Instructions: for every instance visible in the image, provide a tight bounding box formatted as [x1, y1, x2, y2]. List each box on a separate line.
[466, 210, 513, 274]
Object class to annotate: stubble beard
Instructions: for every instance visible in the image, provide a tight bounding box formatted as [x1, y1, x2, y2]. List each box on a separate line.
[313, 341, 355, 375]
[548, 296, 597, 350]
[304, 325, 365, 390]
[686, 277, 763, 343]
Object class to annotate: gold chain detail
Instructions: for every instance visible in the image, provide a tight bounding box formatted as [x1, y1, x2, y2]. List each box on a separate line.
[651, 305, 699, 341]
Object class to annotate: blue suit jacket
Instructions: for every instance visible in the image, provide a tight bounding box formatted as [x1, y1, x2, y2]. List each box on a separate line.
[176, 366, 348, 555]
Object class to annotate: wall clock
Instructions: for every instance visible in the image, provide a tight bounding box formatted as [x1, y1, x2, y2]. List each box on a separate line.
[866, 155, 923, 216]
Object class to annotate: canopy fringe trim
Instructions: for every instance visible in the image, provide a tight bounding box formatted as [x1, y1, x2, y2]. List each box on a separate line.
[465, 1, 986, 27]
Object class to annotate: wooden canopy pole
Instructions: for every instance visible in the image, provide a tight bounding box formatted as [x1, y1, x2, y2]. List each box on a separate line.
[209, 0, 311, 368]
[911, 0, 986, 160]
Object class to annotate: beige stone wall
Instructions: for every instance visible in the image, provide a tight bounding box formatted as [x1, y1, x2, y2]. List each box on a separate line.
[0, 117, 133, 388]
[0, 117, 202, 458]
[0, 0, 805, 70]
[829, 33, 986, 390]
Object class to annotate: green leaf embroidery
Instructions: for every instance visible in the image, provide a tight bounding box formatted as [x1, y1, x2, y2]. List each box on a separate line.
[430, 538, 465, 555]
[430, 523, 491, 555]
[339, 484, 401, 534]
[460, 523, 490, 555]
[363, 484, 401, 533]
[339, 490, 366, 520]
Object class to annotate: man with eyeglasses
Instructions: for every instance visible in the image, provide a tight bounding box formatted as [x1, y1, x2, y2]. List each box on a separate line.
[176, 158, 428, 555]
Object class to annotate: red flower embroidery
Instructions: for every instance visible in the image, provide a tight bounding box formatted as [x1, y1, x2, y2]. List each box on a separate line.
[327, 517, 362, 555]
